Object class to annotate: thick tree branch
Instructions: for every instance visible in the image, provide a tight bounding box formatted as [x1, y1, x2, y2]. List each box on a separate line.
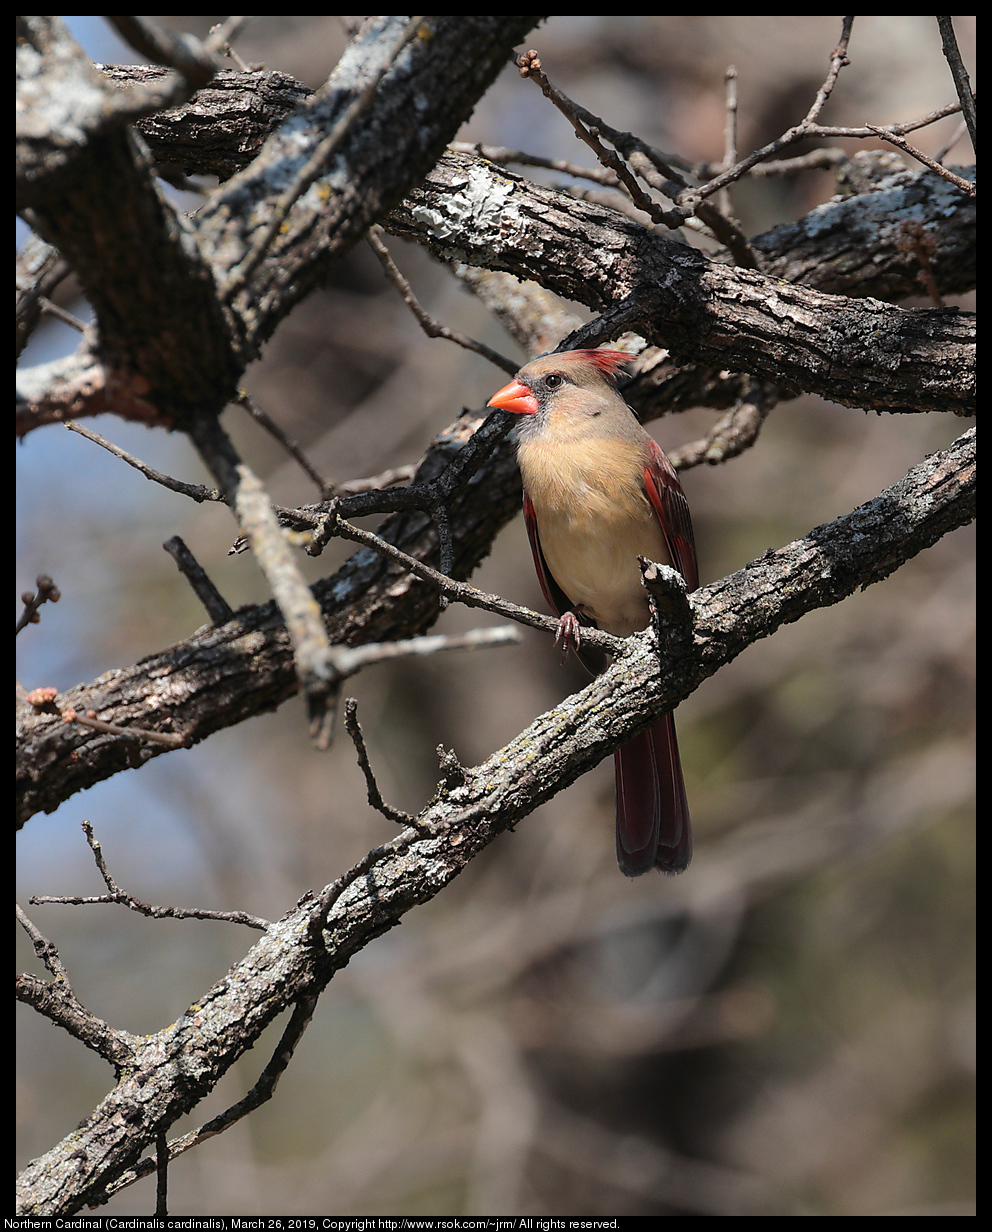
[18, 63, 974, 437]
[194, 16, 542, 358]
[15, 409, 527, 825]
[16, 421, 974, 828]
[16, 426, 975, 1215]
[15, 233, 71, 358]
[748, 151, 975, 300]
[386, 151, 974, 416]
[16, 18, 544, 434]
[91, 63, 977, 306]
[94, 63, 313, 183]
[17, 17, 243, 427]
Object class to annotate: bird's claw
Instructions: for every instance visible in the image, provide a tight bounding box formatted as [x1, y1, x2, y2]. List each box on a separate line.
[555, 611, 582, 664]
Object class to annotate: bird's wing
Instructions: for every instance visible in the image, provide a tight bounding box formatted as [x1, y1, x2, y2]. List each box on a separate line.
[523, 493, 569, 617]
[643, 438, 699, 593]
[523, 492, 606, 676]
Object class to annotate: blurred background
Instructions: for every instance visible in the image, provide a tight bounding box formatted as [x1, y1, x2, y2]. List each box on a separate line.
[17, 15, 974, 1217]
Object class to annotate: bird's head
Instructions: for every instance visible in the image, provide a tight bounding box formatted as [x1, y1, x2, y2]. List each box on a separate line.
[487, 349, 630, 438]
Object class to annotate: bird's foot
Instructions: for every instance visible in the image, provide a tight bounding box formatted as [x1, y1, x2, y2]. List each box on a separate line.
[555, 611, 582, 664]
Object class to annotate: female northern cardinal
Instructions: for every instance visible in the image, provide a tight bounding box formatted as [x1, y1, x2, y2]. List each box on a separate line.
[488, 349, 698, 876]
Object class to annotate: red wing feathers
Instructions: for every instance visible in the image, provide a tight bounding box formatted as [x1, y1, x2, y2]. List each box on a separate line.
[643, 438, 698, 592]
[523, 493, 565, 617]
[523, 493, 606, 677]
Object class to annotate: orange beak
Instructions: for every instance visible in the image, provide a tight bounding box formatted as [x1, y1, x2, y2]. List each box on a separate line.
[488, 379, 539, 415]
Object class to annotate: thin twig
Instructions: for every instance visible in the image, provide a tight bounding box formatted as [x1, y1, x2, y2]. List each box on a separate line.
[781, 103, 966, 142]
[516, 49, 683, 229]
[328, 625, 521, 680]
[865, 124, 976, 195]
[694, 100, 967, 205]
[163, 536, 235, 625]
[228, 464, 420, 555]
[208, 21, 252, 73]
[515, 49, 760, 266]
[867, 98, 967, 135]
[234, 389, 331, 496]
[16, 902, 71, 984]
[456, 140, 850, 186]
[295, 409, 518, 572]
[65, 421, 224, 503]
[343, 697, 420, 827]
[667, 382, 777, 470]
[367, 228, 518, 374]
[29, 820, 272, 930]
[719, 65, 738, 217]
[936, 16, 977, 156]
[16, 905, 137, 1068]
[804, 16, 855, 124]
[337, 463, 417, 496]
[98, 994, 321, 1204]
[450, 141, 622, 187]
[748, 148, 850, 176]
[61, 707, 188, 747]
[934, 117, 969, 164]
[16, 574, 61, 634]
[37, 296, 87, 332]
[324, 512, 620, 654]
[190, 414, 339, 749]
[689, 17, 855, 202]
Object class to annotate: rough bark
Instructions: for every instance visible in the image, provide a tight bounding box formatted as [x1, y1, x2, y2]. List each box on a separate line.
[16, 17, 544, 429]
[16, 425, 975, 1216]
[15, 412, 523, 825]
[387, 151, 975, 416]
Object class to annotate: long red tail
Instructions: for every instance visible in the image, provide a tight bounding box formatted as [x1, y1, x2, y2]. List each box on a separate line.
[614, 714, 692, 876]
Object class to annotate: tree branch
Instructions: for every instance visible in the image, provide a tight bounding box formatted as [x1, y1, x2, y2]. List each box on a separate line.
[194, 16, 543, 358]
[386, 151, 974, 416]
[749, 151, 975, 300]
[19, 64, 973, 439]
[936, 16, 977, 157]
[17, 18, 545, 434]
[75, 62, 976, 307]
[16, 904, 137, 1070]
[16, 426, 975, 1215]
[17, 17, 242, 427]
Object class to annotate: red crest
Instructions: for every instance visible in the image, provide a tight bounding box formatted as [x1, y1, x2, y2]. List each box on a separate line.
[569, 348, 630, 377]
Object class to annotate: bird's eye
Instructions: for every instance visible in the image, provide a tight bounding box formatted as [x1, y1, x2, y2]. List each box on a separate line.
[544, 373, 563, 389]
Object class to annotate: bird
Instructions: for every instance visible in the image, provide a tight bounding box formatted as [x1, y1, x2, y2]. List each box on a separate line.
[487, 348, 698, 876]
